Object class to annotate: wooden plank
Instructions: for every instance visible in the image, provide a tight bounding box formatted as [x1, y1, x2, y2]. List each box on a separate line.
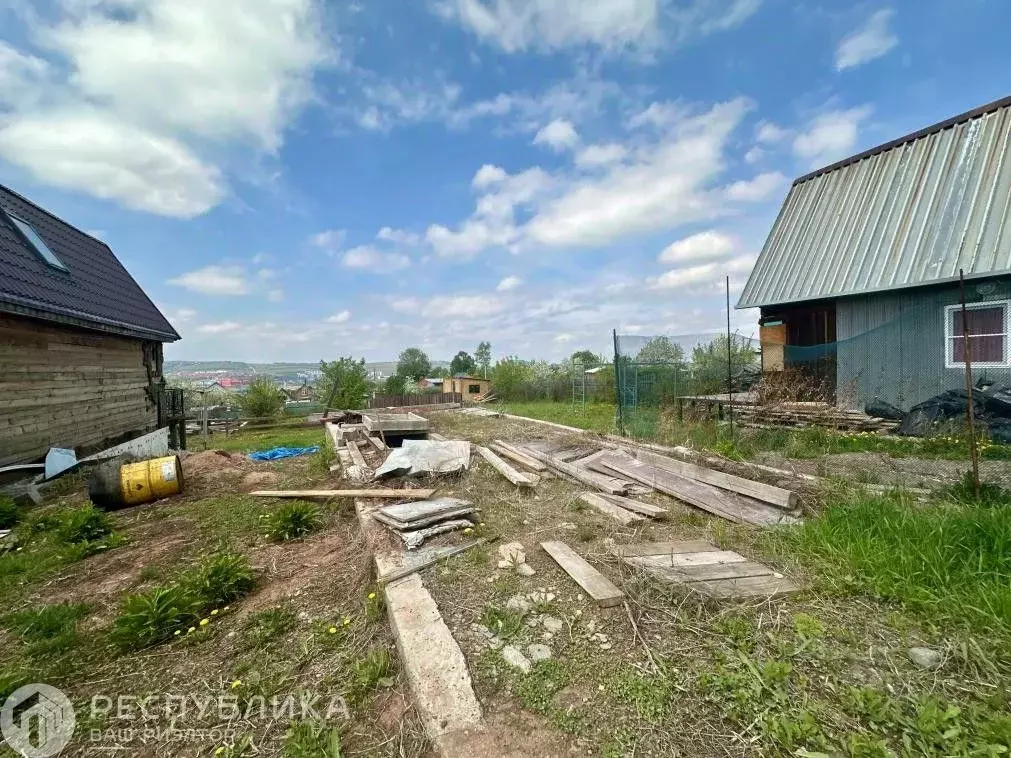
[579, 492, 645, 526]
[519, 445, 627, 495]
[627, 551, 747, 569]
[475, 445, 534, 487]
[348, 439, 371, 469]
[490, 440, 548, 472]
[594, 453, 797, 527]
[250, 489, 436, 499]
[373, 507, 476, 531]
[695, 574, 799, 599]
[553, 446, 596, 462]
[367, 434, 388, 451]
[610, 540, 715, 557]
[428, 432, 448, 442]
[630, 449, 798, 510]
[676, 561, 776, 583]
[540, 541, 624, 607]
[600, 493, 666, 518]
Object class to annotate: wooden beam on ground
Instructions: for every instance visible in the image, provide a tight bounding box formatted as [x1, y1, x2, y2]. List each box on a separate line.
[540, 540, 624, 607]
[578, 492, 645, 526]
[475, 445, 535, 488]
[367, 434, 388, 451]
[518, 444, 627, 495]
[490, 440, 547, 472]
[348, 439, 370, 470]
[250, 489, 436, 499]
[630, 449, 798, 510]
[599, 493, 666, 518]
[610, 540, 715, 557]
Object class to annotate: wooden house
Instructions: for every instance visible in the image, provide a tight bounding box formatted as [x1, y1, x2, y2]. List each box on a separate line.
[0, 184, 180, 466]
[444, 375, 492, 399]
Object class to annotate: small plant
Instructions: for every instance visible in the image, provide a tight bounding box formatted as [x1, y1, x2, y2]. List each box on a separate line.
[363, 590, 383, 624]
[0, 496, 20, 530]
[112, 585, 200, 649]
[267, 502, 323, 542]
[186, 551, 255, 606]
[575, 523, 596, 543]
[481, 604, 526, 641]
[283, 720, 342, 758]
[55, 506, 113, 544]
[349, 648, 392, 702]
[3, 602, 90, 657]
[243, 606, 297, 647]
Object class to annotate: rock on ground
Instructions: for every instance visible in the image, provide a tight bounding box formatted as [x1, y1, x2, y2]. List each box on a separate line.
[527, 644, 552, 662]
[501, 645, 532, 673]
[909, 646, 943, 669]
[497, 541, 527, 568]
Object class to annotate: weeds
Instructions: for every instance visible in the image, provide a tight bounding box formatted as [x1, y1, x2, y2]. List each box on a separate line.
[184, 550, 256, 606]
[283, 720, 342, 757]
[0, 496, 20, 530]
[266, 502, 323, 542]
[349, 648, 392, 703]
[3, 602, 90, 657]
[54, 506, 114, 544]
[481, 603, 526, 641]
[243, 606, 297, 647]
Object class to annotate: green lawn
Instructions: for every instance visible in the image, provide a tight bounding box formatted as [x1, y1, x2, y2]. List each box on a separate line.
[194, 424, 324, 453]
[500, 401, 617, 434]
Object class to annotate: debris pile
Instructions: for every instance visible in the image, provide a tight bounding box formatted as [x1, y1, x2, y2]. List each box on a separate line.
[372, 496, 478, 549]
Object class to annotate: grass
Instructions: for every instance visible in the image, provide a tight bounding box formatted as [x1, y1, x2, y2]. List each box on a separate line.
[0, 495, 20, 529]
[768, 489, 1011, 635]
[2, 602, 91, 658]
[500, 400, 616, 434]
[266, 501, 323, 541]
[199, 425, 323, 453]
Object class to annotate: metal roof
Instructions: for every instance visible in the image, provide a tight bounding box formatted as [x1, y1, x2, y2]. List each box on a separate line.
[738, 96, 1011, 309]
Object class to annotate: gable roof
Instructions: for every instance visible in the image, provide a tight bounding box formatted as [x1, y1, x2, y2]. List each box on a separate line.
[0, 185, 179, 341]
[738, 95, 1011, 309]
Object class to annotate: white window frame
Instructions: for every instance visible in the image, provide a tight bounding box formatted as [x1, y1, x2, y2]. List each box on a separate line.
[944, 300, 1011, 369]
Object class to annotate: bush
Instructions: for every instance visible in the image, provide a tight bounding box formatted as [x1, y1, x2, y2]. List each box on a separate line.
[240, 376, 286, 420]
[0, 496, 20, 530]
[112, 585, 201, 649]
[185, 551, 256, 607]
[267, 502, 323, 542]
[55, 506, 113, 545]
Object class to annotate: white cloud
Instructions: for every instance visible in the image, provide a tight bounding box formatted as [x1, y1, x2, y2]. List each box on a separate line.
[658, 230, 735, 264]
[325, 310, 351, 324]
[575, 142, 628, 168]
[0, 0, 329, 216]
[755, 120, 789, 144]
[196, 320, 242, 334]
[353, 77, 462, 132]
[472, 164, 507, 189]
[267, 289, 285, 303]
[743, 146, 764, 164]
[554, 333, 575, 343]
[376, 226, 422, 246]
[310, 229, 347, 251]
[423, 295, 504, 318]
[724, 171, 787, 202]
[836, 9, 898, 71]
[251, 252, 272, 265]
[652, 253, 756, 290]
[793, 106, 872, 169]
[168, 265, 250, 295]
[340, 245, 411, 272]
[497, 275, 522, 292]
[533, 119, 579, 151]
[0, 112, 225, 217]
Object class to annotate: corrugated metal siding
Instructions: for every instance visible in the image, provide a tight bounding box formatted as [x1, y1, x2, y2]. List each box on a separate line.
[739, 102, 1011, 308]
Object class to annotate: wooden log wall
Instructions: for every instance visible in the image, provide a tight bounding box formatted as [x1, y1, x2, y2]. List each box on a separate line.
[0, 313, 162, 466]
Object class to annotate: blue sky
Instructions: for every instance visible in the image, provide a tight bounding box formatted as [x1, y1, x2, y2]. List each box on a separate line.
[0, 0, 1007, 363]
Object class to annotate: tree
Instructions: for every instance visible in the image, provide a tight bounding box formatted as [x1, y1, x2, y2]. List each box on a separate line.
[490, 357, 532, 400]
[240, 375, 286, 419]
[475, 341, 492, 378]
[317, 357, 369, 410]
[635, 336, 686, 365]
[570, 350, 601, 366]
[691, 335, 758, 389]
[396, 347, 431, 381]
[384, 373, 408, 395]
[449, 351, 476, 376]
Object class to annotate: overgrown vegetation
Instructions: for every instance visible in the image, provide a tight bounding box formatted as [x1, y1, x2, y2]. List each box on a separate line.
[0, 495, 20, 529]
[316, 356, 369, 410]
[266, 501, 323, 541]
[239, 375, 287, 420]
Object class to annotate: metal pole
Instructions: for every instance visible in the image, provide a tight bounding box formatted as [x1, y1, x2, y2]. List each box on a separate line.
[726, 276, 734, 440]
[613, 329, 624, 437]
[958, 270, 981, 498]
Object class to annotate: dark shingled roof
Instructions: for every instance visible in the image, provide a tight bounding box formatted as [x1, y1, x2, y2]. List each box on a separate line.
[0, 184, 179, 342]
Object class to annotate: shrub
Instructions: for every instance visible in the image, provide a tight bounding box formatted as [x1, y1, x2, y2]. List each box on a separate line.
[0, 496, 20, 530]
[185, 551, 255, 607]
[112, 585, 200, 649]
[55, 506, 113, 545]
[240, 376, 286, 420]
[267, 502, 323, 542]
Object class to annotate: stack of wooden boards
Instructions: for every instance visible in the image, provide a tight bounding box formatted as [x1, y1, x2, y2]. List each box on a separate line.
[324, 421, 389, 482]
[371, 497, 478, 549]
[739, 401, 896, 432]
[486, 437, 800, 527]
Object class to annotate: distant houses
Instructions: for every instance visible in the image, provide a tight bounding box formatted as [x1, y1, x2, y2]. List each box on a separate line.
[444, 374, 492, 400]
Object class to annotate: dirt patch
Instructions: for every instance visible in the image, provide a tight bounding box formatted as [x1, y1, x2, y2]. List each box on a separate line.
[241, 470, 281, 491]
[179, 449, 251, 495]
[753, 450, 986, 488]
[458, 704, 580, 756]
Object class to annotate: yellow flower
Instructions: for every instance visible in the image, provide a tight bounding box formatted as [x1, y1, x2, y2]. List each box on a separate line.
[174, 630, 182, 636]
[223, 606, 231, 612]
[368, 592, 376, 600]
[463, 528, 473, 534]
[211, 609, 219, 616]
[215, 748, 225, 757]
[328, 626, 337, 634]
[342, 617, 351, 626]
[200, 618, 210, 627]
[187, 626, 196, 634]
[230, 679, 242, 689]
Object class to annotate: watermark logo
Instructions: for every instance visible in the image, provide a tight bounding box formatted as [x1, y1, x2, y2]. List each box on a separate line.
[1, 684, 76, 758]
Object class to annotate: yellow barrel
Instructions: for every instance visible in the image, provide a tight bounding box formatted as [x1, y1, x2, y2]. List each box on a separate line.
[120, 456, 183, 505]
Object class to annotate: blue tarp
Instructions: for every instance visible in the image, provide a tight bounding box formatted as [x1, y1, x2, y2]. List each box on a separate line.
[248, 446, 319, 461]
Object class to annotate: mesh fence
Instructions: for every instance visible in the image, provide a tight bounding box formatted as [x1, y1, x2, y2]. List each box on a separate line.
[613, 278, 1011, 490]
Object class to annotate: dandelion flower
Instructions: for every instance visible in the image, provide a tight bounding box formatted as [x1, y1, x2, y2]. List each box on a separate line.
[211, 609, 219, 616]
[174, 630, 182, 636]
[343, 617, 351, 626]
[223, 606, 231, 612]
[187, 626, 196, 634]
[231, 679, 242, 689]
[463, 528, 473, 534]
[368, 592, 376, 600]
[200, 618, 210, 627]
[328, 626, 337, 634]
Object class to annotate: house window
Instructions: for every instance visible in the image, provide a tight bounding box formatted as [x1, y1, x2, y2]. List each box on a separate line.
[944, 301, 1011, 368]
[6, 213, 69, 271]
[468, 384, 482, 394]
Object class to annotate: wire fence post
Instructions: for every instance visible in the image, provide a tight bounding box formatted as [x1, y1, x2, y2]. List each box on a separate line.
[613, 328, 624, 437]
[726, 276, 734, 440]
[958, 269, 981, 498]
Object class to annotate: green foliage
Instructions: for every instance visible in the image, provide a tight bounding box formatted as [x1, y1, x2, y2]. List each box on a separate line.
[185, 550, 256, 606]
[501, 400, 616, 433]
[112, 585, 201, 648]
[3, 602, 90, 657]
[240, 375, 286, 419]
[383, 373, 408, 395]
[317, 357, 368, 410]
[349, 648, 392, 703]
[481, 603, 526, 641]
[0, 496, 20, 530]
[243, 606, 297, 647]
[690, 334, 758, 392]
[396, 347, 431, 381]
[491, 357, 534, 400]
[283, 721, 342, 758]
[475, 341, 492, 378]
[267, 501, 323, 542]
[449, 350, 476, 375]
[570, 349, 602, 366]
[55, 506, 113, 544]
[635, 336, 685, 365]
[770, 492, 1011, 632]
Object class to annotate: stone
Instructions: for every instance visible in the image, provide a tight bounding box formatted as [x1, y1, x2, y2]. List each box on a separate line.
[909, 646, 943, 670]
[516, 563, 536, 577]
[507, 595, 532, 614]
[497, 542, 527, 568]
[527, 644, 552, 662]
[501, 645, 531, 673]
[487, 636, 504, 650]
[527, 591, 555, 605]
[542, 616, 564, 634]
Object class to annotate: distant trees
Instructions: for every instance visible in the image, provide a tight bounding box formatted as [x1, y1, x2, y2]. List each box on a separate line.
[449, 351, 476, 376]
[396, 347, 431, 381]
[570, 349, 601, 366]
[691, 335, 758, 391]
[635, 336, 686, 365]
[384, 373, 408, 395]
[317, 357, 369, 410]
[475, 341, 492, 378]
[240, 376, 286, 419]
